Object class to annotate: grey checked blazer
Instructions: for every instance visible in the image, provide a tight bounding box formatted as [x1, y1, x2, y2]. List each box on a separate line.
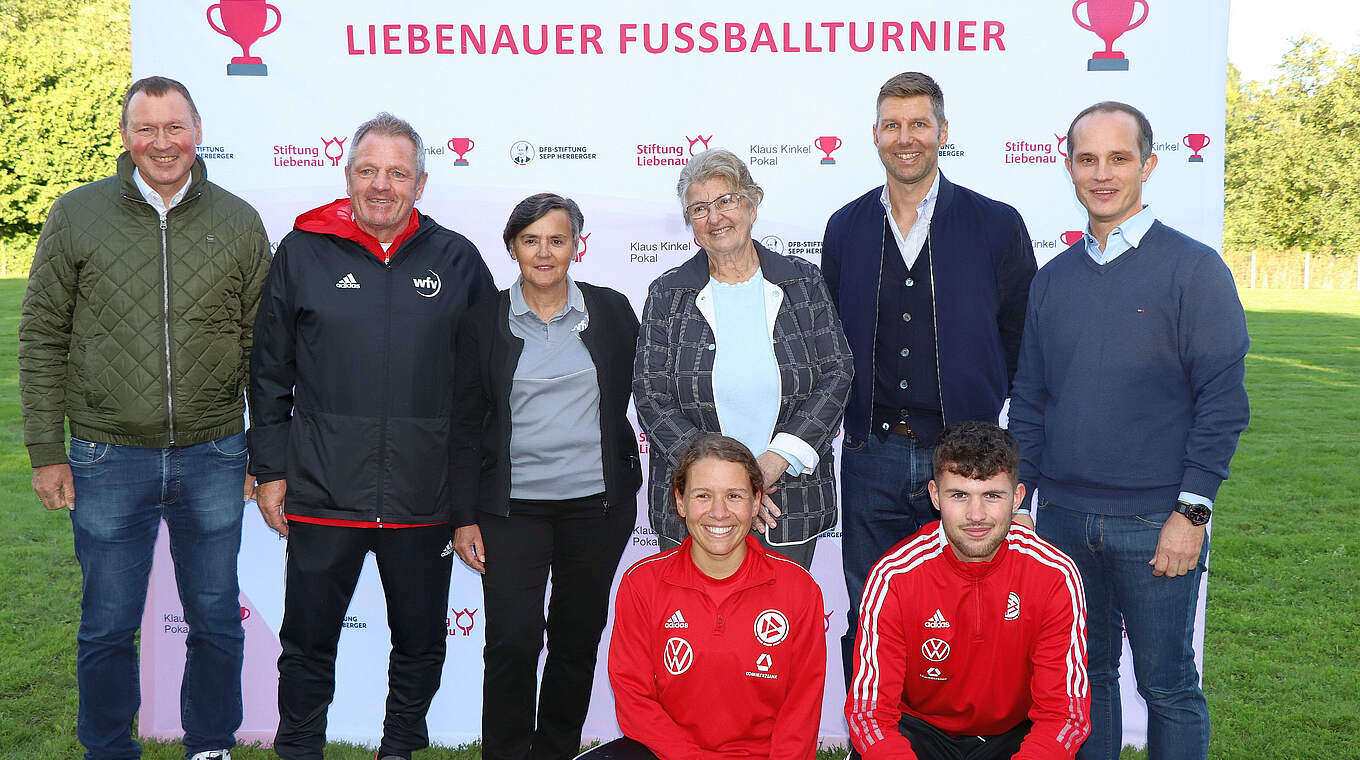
[632, 243, 853, 545]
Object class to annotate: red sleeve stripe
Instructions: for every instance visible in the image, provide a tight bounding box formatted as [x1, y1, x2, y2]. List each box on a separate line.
[1006, 526, 1091, 746]
[848, 529, 947, 744]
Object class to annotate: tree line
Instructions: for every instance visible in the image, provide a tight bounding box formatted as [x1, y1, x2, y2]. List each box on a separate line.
[0, 2, 1354, 272]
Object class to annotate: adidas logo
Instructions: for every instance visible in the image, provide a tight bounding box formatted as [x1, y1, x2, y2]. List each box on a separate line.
[924, 609, 951, 629]
[664, 610, 688, 629]
[335, 273, 360, 289]
[440, 541, 454, 558]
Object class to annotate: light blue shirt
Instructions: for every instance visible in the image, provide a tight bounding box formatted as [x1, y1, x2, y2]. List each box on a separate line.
[709, 270, 783, 470]
[1080, 205, 1213, 512]
[1083, 204, 1155, 265]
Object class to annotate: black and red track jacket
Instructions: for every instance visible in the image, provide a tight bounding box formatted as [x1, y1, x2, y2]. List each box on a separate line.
[248, 199, 495, 526]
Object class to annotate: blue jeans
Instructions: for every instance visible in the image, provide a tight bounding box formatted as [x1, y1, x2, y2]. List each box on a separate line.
[1037, 502, 1210, 760]
[839, 431, 936, 689]
[68, 433, 247, 760]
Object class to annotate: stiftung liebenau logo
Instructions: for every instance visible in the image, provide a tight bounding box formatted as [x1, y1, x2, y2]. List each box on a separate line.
[1003, 134, 1063, 166]
[272, 137, 345, 168]
[637, 134, 712, 167]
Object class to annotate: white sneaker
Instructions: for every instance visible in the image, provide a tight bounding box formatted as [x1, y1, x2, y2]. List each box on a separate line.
[189, 751, 232, 760]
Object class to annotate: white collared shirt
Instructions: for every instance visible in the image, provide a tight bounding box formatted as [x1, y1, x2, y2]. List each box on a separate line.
[132, 168, 191, 218]
[879, 171, 940, 269]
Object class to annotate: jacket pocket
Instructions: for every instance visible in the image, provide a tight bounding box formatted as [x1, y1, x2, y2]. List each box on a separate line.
[385, 415, 452, 520]
[287, 409, 381, 513]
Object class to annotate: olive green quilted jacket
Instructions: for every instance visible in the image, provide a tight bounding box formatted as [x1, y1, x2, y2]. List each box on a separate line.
[19, 153, 272, 467]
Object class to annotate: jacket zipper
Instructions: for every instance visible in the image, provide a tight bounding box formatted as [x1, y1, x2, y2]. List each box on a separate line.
[378, 255, 394, 523]
[125, 189, 201, 446]
[926, 228, 947, 427]
[159, 214, 176, 445]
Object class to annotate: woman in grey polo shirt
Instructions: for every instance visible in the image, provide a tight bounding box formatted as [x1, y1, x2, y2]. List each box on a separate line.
[450, 193, 642, 760]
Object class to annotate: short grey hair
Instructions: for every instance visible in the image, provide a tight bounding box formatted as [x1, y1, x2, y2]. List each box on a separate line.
[503, 193, 584, 252]
[1067, 101, 1154, 164]
[348, 112, 426, 176]
[675, 149, 764, 224]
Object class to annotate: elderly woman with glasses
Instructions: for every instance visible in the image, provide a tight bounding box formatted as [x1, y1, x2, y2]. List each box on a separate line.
[450, 193, 642, 760]
[632, 149, 853, 569]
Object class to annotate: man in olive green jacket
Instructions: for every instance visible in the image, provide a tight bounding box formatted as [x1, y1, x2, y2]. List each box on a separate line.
[18, 76, 271, 760]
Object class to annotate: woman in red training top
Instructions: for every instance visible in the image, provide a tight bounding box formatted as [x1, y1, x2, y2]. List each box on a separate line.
[593, 434, 826, 760]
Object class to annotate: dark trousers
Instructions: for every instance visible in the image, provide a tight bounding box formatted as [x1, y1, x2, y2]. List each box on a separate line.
[897, 713, 1033, 760]
[274, 521, 453, 760]
[480, 494, 635, 760]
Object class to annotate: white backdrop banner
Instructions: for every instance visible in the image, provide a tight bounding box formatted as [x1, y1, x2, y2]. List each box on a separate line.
[133, 0, 1226, 749]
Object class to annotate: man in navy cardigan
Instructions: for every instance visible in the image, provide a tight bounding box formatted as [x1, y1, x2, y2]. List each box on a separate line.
[821, 71, 1036, 698]
[1009, 102, 1249, 760]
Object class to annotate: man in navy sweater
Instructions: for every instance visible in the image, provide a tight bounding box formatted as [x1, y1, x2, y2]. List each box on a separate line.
[821, 71, 1036, 701]
[1009, 102, 1249, 760]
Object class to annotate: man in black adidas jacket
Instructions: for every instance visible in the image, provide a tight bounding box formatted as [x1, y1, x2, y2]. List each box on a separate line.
[248, 112, 495, 760]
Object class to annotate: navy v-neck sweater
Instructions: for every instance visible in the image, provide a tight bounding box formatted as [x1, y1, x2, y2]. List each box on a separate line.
[1009, 221, 1250, 515]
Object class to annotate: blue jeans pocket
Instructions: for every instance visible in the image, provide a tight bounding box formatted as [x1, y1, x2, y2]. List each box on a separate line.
[208, 431, 249, 458]
[68, 437, 111, 466]
[1132, 510, 1173, 528]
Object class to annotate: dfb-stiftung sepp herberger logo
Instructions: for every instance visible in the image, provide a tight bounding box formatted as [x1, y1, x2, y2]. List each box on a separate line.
[207, 0, 282, 77]
[272, 137, 345, 168]
[1072, 0, 1148, 71]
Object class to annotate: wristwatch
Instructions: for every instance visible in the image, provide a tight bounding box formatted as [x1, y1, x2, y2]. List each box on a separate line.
[1174, 500, 1212, 526]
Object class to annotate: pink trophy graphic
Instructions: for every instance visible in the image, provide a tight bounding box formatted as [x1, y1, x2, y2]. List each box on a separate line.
[1061, 230, 1086, 246]
[815, 136, 843, 165]
[1072, 0, 1149, 71]
[207, 0, 282, 77]
[1183, 133, 1211, 163]
[448, 137, 475, 166]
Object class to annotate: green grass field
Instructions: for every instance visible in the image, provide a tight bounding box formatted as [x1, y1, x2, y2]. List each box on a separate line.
[1, 279, 1355, 759]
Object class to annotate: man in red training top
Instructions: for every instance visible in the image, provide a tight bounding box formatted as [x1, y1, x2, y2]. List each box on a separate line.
[847, 420, 1089, 760]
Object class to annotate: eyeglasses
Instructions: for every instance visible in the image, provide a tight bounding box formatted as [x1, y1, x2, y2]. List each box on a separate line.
[685, 192, 746, 221]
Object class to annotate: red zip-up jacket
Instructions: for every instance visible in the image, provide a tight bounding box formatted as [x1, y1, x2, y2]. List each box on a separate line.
[609, 536, 826, 759]
[847, 523, 1089, 760]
